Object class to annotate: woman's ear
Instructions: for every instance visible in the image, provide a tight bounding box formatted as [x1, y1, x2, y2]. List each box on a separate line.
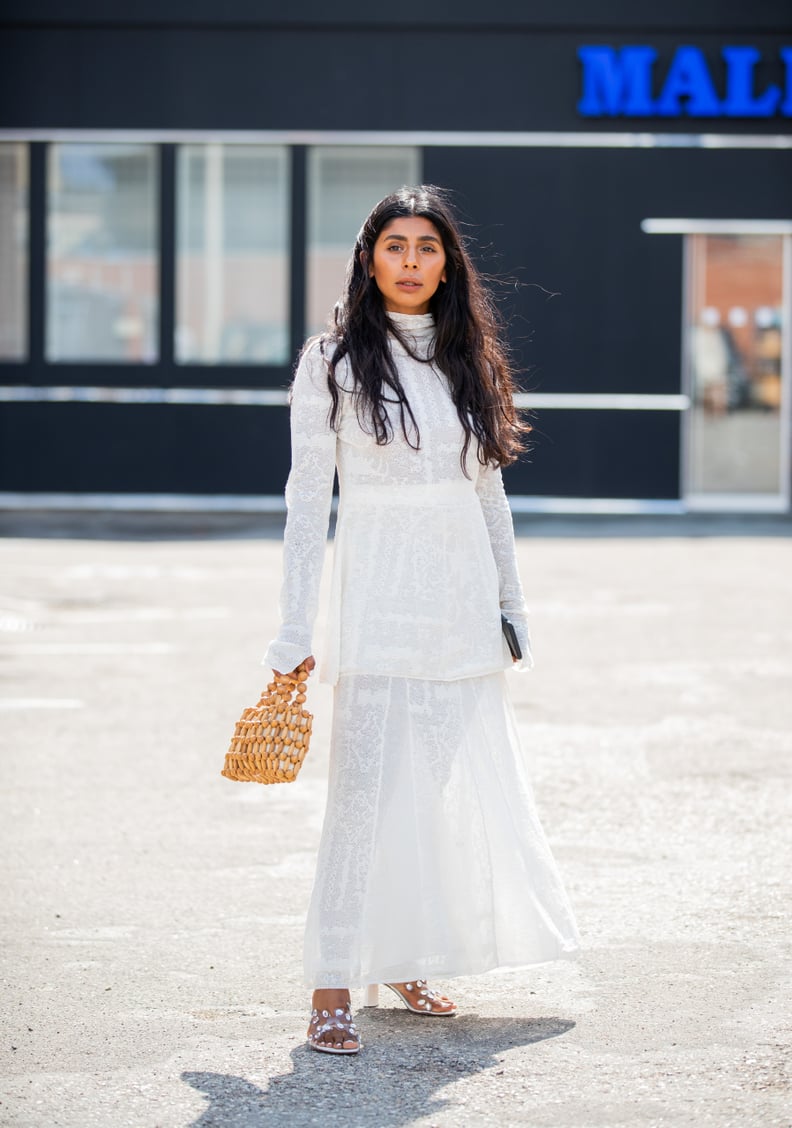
[359, 250, 371, 277]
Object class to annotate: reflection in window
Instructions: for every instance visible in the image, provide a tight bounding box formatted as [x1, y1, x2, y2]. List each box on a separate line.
[0, 144, 28, 360]
[686, 234, 787, 497]
[176, 145, 289, 365]
[307, 147, 420, 334]
[47, 143, 158, 362]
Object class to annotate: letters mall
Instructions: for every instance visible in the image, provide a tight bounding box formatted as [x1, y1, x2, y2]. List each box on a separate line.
[578, 46, 792, 118]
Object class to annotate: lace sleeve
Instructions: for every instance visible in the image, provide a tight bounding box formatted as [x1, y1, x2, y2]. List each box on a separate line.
[263, 342, 337, 674]
[475, 462, 534, 671]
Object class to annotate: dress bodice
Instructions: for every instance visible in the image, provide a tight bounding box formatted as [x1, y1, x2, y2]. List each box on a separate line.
[333, 313, 476, 494]
[264, 314, 532, 682]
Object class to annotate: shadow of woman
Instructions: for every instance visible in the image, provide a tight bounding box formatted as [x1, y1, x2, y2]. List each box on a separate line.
[182, 1011, 575, 1127]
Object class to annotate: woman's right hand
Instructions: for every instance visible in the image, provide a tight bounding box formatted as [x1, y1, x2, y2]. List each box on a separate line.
[273, 655, 316, 678]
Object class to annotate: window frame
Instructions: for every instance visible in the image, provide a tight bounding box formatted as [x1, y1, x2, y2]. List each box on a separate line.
[0, 142, 30, 363]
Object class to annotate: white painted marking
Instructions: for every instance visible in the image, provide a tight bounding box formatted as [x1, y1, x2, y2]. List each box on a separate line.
[0, 615, 36, 632]
[57, 606, 229, 624]
[536, 601, 670, 618]
[0, 698, 84, 709]
[0, 642, 177, 655]
[58, 564, 262, 581]
[0, 596, 46, 614]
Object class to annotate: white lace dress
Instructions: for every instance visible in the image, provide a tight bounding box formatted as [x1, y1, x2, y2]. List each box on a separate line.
[265, 312, 579, 988]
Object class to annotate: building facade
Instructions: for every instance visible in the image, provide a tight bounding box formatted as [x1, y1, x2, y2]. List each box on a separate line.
[1, 2, 791, 512]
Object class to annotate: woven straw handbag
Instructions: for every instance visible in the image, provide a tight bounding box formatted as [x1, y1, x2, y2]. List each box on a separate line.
[221, 662, 313, 784]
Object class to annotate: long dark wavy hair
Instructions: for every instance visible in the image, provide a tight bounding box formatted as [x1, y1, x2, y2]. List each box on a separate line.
[310, 184, 530, 470]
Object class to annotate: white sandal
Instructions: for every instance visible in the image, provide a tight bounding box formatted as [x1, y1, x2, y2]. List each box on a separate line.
[307, 1006, 362, 1055]
[366, 980, 457, 1016]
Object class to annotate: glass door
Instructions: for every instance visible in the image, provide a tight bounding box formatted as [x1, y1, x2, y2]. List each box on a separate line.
[683, 233, 790, 509]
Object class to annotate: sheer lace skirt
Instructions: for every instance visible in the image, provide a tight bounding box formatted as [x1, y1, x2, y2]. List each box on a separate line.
[303, 672, 579, 988]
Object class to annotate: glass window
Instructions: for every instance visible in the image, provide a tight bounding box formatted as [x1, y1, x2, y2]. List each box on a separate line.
[307, 147, 420, 334]
[685, 234, 788, 499]
[46, 143, 158, 363]
[176, 144, 289, 364]
[0, 143, 28, 360]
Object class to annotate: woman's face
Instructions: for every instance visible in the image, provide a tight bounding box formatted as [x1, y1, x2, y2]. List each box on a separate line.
[367, 216, 447, 315]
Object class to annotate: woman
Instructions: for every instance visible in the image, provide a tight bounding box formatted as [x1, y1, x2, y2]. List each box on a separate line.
[265, 185, 579, 1055]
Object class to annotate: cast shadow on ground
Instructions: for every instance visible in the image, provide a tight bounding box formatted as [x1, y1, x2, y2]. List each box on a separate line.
[182, 1011, 574, 1127]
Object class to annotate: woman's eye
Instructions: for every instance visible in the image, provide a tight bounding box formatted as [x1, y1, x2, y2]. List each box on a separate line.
[386, 243, 404, 252]
[420, 245, 436, 253]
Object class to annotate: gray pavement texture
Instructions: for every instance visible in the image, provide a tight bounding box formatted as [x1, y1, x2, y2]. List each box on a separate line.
[1, 520, 791, 1128]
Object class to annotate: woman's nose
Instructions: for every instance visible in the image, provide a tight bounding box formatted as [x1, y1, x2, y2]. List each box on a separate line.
[403, 247, 419, 268]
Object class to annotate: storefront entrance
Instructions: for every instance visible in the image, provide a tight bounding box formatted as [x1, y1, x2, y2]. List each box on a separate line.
[683, 228, 790, 510]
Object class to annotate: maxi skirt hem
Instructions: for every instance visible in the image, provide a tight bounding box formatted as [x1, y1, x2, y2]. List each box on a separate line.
[303, 671, 580, 989]
[304, 944, 580, 990]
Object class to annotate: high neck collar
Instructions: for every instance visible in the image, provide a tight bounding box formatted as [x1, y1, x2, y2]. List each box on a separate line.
[386, 311, 436, 341]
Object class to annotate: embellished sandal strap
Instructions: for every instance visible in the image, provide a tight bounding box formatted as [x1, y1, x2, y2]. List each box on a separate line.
[412, 979, 444, 1004]
[308, 1007, 358, 1042]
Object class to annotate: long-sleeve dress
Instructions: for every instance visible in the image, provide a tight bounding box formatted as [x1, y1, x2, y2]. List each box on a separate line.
[265, 311, 579, 989]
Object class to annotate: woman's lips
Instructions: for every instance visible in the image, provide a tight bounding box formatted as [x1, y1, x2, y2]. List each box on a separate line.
[396, 280, 422, 289]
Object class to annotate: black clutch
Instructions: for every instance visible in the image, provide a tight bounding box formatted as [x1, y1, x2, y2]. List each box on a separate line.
[501, 614, 522, 661]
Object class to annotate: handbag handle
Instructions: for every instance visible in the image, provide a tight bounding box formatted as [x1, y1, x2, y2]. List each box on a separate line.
[263, 661, 309, 708]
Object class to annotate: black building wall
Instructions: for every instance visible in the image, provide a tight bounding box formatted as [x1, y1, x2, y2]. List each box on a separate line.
[1, 2, 791, 504]
[423, 145, 792, 498]
[2, 2, 790, 134]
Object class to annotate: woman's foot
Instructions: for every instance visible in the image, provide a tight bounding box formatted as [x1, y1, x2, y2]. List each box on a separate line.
[307, 988, 361, 1054]
[385, 979, 457, 1016]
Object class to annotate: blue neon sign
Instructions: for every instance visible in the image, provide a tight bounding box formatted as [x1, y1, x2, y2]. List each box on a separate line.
[578, 46, 792, 118]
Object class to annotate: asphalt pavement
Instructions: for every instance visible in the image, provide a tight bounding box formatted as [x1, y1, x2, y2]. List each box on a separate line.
[1, 517, 790, 1127]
